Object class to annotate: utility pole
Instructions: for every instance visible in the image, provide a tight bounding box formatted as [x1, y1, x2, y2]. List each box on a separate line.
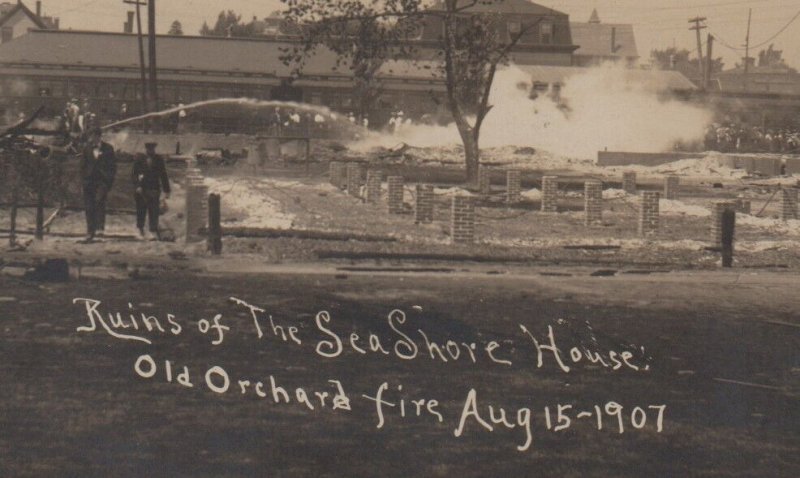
[704, 33, 714, 91]
[744, 8, 752, 74]
[688, 16, 707, 84]
[123, 0, 148, 115]
[147, 0, 159, 112]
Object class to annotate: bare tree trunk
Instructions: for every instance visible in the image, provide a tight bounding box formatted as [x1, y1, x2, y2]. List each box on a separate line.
[355, 82, 376, 125]
[443, 8, 481, 185]
[455, 122, 480, 185]
[353, 60, 382, 127]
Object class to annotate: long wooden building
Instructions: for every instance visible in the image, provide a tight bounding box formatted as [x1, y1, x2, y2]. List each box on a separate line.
[0, 1, 706, 132]
[0, 29, 451, 127]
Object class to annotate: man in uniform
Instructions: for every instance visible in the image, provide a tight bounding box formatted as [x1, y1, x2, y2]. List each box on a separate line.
[80, 127, 117, 242]
[132, 142, 171, 240]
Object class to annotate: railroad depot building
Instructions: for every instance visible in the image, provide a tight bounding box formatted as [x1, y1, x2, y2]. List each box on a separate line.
[0, 1, 697, 130]
[0, 28, 452, 128]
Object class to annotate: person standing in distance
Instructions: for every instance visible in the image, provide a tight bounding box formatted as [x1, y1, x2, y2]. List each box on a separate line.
[80, 127, 116, 242]
[132, 142, 171, 240]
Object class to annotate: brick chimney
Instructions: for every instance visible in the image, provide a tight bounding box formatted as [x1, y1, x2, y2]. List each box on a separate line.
[125, 11, 134, 33]
[611, 27, 617, 53]
[36, 1, 41, 18]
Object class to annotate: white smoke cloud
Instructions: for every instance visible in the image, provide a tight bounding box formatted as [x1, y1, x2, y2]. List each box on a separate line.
[352, 64, 713, 159]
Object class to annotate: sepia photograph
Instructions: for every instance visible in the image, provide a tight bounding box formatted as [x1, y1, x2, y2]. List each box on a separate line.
[1, 0, 799, 476]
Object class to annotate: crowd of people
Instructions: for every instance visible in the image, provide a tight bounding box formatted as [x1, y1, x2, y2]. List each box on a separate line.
[61, 98, 108, 137]
[703, 124, 800, 154]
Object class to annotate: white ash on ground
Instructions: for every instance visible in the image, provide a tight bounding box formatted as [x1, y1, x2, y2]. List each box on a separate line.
[4, 137, 800, 269]
[204, 176, 297, 229]
[357, 143, 796, 183]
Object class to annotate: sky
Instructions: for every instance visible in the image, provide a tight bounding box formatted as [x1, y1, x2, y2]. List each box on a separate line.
[41, 0, 800, 70]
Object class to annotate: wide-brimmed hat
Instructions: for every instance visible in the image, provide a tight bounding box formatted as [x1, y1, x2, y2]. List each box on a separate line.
[144, 142, 158, 149]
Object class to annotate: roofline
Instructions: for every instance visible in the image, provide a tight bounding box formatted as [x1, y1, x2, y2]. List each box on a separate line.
[16, 28, 581, 53]
[22, 28, 306, 43]
[0, 1, 48, 30]
[0, 60, 443, 84]
[570, 22, 636, 27]
[425, 8, 569, 17]
[573, 53, 640, 59]
[425, 0, 570, 17]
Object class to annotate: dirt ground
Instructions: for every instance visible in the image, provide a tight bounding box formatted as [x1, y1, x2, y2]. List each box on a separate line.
[2, 144, 800, 476]
[0, 268, 798, 477]
[4, 146, 800, 270]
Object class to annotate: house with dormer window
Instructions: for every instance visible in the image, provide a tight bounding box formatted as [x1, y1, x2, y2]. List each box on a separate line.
[411, 0, 578, 66]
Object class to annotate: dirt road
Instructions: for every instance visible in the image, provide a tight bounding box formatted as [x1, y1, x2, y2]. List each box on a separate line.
[1, 266, 798, 477]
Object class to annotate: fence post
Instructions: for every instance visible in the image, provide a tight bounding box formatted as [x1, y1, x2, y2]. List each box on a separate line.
[329, 161, 347, 190]
[366, 170, 382, 204]
[451, 195, 475, 244]
[622, 171, 637, 195]
[506, 170, 521, 204]
[664, 175, 680, 200]
[208, 193, 222, 255]
[415, 184, 434, 224]
[9, 182, 18, 246]
[541, 176, 558, 212]
[185, 167, 208, 243]
[346, 163, 364, 198]
[721, 209, 735, 268]
[711, 201, 737, 244]
[387, 176, 404, 214]
[584, 180, 603, 225]
[35, 187, 44, 240]
[638, 191, 660, 236]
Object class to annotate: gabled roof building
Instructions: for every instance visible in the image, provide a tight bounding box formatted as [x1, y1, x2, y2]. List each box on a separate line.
[0, 1, 58, 44]
[570, 9, 639, 67]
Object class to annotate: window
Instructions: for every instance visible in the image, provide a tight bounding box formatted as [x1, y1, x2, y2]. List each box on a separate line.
[508, 21, 521, 35]
[406, 23, 424, 40]
[231, 88, 246, 99]
[52, 81, 65, 98]
[122, 83, 136, 100]
[540, 22, 553, 44]
[188, 86, 205, 102]
[532, 82, 549, 92]
[66, 81, 77, 97]
[1, 27, 13, 44]
[517, 21, 538, 45]
[94, 82, 107, 98]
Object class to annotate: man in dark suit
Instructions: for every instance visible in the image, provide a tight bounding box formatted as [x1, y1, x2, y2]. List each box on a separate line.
[132, 142, 171, 240]
[80, 127, 116, 241]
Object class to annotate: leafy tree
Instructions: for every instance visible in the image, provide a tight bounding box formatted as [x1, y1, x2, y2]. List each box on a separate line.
[200, 10, 256, 37]
[651, 47, 690, 70]
[280, 2, 419, 123]
[282, 0, 545, 183]
[168, 20, 184, 35]
[757, 44, 796, 71]
[650, 47, 724, 78]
